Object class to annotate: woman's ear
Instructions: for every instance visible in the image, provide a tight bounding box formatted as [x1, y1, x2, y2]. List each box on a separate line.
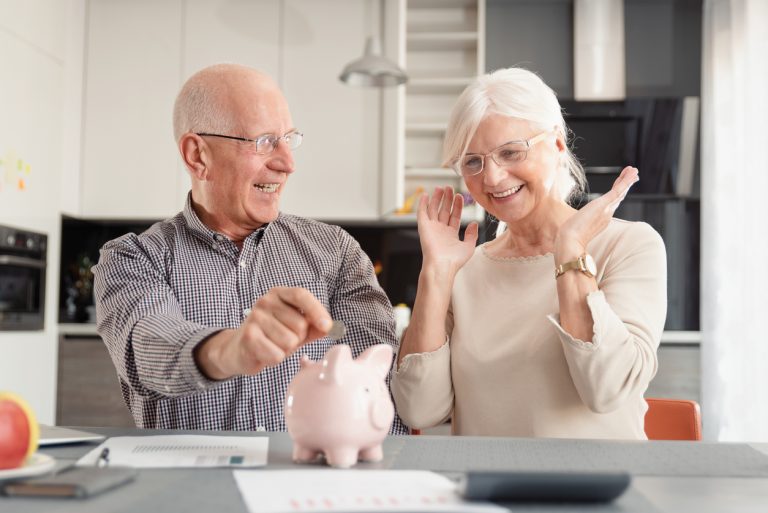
[179, 133, 210, 181]
[554, 127, 567, 154]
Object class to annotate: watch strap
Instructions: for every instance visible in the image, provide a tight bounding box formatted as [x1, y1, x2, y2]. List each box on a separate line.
[555, 259, 582, 278]
[555, 254, 594, 279]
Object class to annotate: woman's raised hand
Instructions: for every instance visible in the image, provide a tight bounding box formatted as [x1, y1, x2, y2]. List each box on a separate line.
[556, 166, 639, 253]
[417, 186, 479, 274]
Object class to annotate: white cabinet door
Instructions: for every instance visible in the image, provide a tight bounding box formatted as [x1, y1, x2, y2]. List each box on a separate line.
[280, 0, 382, 221]
[81, 0, 182, 219]
[177, 0, 281, 207]
[81, 0, 384, 221]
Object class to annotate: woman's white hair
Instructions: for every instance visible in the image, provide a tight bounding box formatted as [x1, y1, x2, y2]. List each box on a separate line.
[442, 67, 586, 205]
[172, 64, 239, 142]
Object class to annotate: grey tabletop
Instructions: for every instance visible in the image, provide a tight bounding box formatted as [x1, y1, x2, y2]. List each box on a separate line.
[2, 427, 768, 513]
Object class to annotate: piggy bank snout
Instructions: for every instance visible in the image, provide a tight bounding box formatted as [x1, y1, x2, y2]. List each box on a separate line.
[370, 393, 395, 431]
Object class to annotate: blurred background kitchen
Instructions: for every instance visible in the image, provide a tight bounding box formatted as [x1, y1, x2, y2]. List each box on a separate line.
[1, 0, 766, 441]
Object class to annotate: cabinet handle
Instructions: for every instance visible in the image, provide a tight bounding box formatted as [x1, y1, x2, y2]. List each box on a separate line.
[0, 255, 45, 268]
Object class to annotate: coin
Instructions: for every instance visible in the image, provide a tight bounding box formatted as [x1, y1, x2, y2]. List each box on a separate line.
[328, 320, 346, 341]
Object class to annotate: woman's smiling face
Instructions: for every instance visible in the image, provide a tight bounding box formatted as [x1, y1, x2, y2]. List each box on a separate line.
[462, 114, 566, 225]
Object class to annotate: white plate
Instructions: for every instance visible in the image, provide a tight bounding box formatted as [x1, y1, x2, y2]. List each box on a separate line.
[0, 453, 56, 481]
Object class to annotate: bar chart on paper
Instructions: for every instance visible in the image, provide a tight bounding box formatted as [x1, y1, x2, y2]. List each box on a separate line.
[76, 435, 269, 468]
[233, 470, 505, 513]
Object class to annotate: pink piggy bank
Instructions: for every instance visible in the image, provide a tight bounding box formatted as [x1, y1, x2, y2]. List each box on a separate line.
[285, 344, 395, 468]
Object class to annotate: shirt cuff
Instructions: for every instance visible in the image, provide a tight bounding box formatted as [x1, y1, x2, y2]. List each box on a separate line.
[396, 336, 450, 375]
[132, 316, 226, 396]
[181, 326, 229, 392]
[546, 290, 631, 352]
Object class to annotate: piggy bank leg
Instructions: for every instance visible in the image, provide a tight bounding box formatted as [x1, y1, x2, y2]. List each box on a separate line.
[293, 444, 320, 463]
[359, 444, 384, 462]
[324, 447, 359, 468]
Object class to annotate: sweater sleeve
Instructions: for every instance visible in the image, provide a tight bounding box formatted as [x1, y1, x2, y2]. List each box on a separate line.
[547, 222, 667, 413]
[390, 302, 455, 430]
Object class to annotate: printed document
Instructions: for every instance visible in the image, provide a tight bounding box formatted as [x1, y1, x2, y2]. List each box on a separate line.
[76, 435, 269, 468]
[233, 469, 507, 513]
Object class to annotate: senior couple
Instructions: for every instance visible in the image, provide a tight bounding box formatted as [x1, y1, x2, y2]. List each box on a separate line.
[93, 63, 666, 440]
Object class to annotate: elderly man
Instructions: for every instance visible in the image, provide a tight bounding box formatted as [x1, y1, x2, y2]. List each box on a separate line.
[93, 63, 407, 433]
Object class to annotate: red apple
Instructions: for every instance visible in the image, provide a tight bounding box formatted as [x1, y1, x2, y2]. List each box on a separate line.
[0, 392, 39, 469]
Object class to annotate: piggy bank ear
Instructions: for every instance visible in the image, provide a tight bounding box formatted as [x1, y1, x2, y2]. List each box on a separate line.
[357, 344, 394, 379]
[322, 344, 353, 385]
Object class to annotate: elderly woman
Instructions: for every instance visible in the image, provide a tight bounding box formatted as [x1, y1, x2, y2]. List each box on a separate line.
[391, 68, 667, 439]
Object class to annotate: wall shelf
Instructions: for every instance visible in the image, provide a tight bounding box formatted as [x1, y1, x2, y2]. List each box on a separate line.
[407, 76, 475, 93]
[384, 0, 485, 222]
[405, 167, 456, 179]
[407, 31, 479, 51]
[406, 122, 449, 135]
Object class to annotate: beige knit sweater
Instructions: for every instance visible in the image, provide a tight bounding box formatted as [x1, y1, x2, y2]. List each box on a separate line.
[391, 219, 667, 439]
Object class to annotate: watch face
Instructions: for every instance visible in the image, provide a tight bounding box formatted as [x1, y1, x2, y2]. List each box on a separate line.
[584, 254, 597, 276]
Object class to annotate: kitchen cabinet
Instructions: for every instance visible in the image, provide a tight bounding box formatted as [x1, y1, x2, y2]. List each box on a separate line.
[647, 344, 700, 404]
[279, 0, 382, 220]
[56, 334, 135, 427]
[81, 0, 183, 219]
[177, 0, 281, 210]
[79, 0, 386, 220]
[485, 0, 702, 99]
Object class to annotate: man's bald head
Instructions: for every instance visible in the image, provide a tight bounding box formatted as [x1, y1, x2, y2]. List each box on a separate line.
[172, 63, 280, 142]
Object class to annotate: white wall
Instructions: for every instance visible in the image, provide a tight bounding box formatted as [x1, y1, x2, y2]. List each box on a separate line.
[0, 0, 85, 424]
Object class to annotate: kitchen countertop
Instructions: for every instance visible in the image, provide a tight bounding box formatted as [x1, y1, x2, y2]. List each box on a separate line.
[58, 323, 99, 336]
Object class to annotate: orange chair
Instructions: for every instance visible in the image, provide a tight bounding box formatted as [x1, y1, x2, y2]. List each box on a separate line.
[644, 398, 702, 441]
[411, 399, 703, 440]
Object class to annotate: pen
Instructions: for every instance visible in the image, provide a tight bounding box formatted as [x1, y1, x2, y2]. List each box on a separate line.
[96, 447, 110, 467]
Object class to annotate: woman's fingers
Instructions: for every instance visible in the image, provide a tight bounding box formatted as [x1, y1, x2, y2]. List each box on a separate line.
[448, 193, 464, 228]
[416, 193, 428, 223]
[437, 186, 455, 224]
[611, 167, 639, 199]
[422, 187, 465, 228]
[427, 187, 444, 219]
[463, 221, 479, 246]
[596, 166, 639, 214]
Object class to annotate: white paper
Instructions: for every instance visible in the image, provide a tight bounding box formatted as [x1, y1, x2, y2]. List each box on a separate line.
[76, 435, 269, 468]
[233, 469, 507, 513]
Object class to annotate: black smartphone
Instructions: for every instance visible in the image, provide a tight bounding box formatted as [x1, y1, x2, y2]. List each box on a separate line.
[459, 470, 631, 503]
[3, 466, 137, 498]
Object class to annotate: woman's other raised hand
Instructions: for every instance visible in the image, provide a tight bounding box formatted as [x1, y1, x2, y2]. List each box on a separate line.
[417, 186, 479, 275]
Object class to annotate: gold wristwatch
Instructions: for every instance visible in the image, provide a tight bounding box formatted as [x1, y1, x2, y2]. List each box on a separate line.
[555, 253, 596, 279]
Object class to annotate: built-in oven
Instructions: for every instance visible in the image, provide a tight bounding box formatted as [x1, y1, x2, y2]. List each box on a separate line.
[0, 225, 47, 331]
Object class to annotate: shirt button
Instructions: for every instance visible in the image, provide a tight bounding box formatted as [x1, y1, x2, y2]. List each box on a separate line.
[239, 261, 246, 268]
[164, 385, 171, 392]
[243, 308, 251, 317]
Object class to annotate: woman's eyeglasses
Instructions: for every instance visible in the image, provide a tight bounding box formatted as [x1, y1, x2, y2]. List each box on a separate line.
[453, 130, 552, 177]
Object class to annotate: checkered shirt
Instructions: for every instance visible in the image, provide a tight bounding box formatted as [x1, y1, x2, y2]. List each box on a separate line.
[92, 196, 408, 434]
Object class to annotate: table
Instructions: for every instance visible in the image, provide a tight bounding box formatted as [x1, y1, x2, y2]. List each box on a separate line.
[2, 427, 767, 513]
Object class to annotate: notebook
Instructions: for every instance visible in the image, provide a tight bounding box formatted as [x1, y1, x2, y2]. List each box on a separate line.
[38, 425, 106, 446]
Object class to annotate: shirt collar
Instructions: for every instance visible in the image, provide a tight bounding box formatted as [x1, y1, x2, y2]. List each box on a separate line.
[182, 192, 272, 245]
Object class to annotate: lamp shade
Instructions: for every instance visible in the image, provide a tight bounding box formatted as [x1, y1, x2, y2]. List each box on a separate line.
[339, 37, 407, 87]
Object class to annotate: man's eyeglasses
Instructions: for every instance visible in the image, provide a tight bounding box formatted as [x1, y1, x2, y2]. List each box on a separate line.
[453, 130, 553, 177]
[196, 130, 303, 155]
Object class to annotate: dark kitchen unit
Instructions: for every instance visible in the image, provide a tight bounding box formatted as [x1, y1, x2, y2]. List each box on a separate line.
[0, 224, 47, 331]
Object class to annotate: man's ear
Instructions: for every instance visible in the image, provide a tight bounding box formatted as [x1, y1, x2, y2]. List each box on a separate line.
[179, 133, 210, 180]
